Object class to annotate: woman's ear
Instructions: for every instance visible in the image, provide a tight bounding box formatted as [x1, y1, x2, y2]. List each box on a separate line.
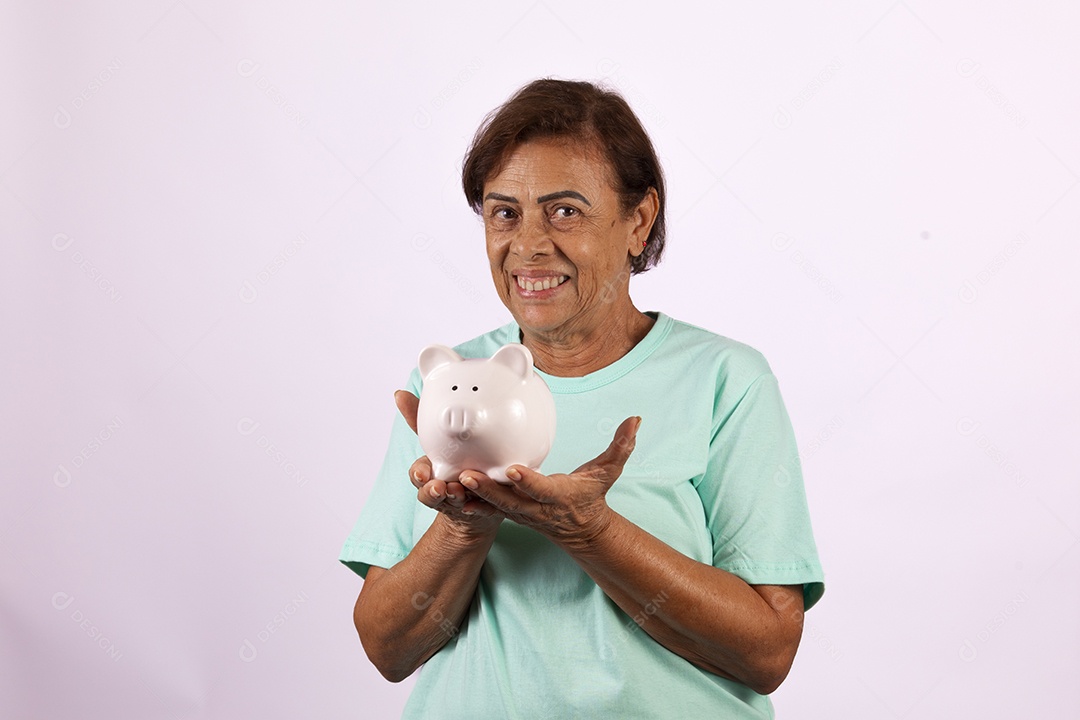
[627, 187, 660, 257]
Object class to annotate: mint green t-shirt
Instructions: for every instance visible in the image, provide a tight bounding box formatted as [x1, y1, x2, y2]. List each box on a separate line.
[340, 312, 825, 718]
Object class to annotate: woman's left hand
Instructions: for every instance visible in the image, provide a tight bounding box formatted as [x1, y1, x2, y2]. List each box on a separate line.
[456, 416, 641, 546]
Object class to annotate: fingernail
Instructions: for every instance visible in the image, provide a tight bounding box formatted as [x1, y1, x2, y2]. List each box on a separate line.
[462, 509, 474, 515]
[506, 467, 521, 481]
[461, 476, 478, 490]
[429, 486, 440, 498]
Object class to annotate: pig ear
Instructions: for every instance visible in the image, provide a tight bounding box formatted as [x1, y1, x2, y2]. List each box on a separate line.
[418, 344, 463, 379]
[490, 343, 534, 380]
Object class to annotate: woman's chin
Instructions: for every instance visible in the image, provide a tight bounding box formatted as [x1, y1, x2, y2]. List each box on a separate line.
[511, 304, 574, 338]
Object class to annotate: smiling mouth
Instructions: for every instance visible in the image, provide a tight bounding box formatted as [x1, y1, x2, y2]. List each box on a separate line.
[515, 275, 569, 292]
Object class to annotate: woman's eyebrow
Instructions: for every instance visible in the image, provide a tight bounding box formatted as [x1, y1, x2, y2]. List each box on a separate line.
[483, 190, 593, 206]
[536, 190, 591, 206]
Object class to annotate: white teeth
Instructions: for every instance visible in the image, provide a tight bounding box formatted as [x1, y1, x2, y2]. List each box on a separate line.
[517, 275, 568, 292]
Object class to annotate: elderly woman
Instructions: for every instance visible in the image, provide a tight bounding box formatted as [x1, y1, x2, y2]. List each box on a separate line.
[340, 79, 824, 718]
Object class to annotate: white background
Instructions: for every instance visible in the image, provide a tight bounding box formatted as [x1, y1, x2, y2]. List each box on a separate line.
[2, 1, 1078, 718]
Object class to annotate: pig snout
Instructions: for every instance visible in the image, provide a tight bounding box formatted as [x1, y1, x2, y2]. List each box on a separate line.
[440, 406, 475, 437]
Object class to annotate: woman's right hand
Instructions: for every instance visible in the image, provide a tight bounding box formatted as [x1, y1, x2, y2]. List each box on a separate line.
[408, 455, 504, 535]
[396, 390, 504, 536]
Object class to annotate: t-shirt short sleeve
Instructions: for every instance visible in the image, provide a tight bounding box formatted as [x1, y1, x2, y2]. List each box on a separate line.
[338, 369, 434, 579]
[697, 370, 825, 611]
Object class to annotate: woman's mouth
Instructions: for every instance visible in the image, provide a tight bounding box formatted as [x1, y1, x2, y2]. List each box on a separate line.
[515, 274, 569, 293]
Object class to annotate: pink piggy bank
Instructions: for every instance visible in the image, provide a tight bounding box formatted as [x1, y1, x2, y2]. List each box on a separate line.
[416, 343, 556, 484]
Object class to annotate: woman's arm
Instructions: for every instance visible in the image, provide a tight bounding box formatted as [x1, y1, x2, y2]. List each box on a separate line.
[555, 510, 804, 694]
[353, 391, 504, 682]
[456, 416, 805, 695]
[353, 511, 498, 682]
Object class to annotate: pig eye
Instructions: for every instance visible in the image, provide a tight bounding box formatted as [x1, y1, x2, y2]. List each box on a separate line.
[472, 386, 478, 392]
[451, 385, 458, 391]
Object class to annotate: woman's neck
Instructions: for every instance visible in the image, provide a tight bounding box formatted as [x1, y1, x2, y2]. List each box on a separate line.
[521, 304, 655, 377]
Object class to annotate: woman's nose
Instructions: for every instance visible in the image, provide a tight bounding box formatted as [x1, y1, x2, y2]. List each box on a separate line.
[511, 215, 554, 258]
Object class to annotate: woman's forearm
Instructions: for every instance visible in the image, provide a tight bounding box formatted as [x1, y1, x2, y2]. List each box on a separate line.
[553, 509, 803, 695]
[353, 514, 498, 682]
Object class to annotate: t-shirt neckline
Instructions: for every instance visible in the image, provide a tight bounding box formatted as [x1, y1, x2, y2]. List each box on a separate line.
[505, 311, 673, 394]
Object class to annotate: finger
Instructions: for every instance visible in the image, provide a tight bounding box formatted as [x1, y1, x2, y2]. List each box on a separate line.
[417, 478, 448, 509]
[442, 481, 468, 507]
[423, 479, 469, 507]
[395, 390, 420, 435]
[458, 470, 534, 512]
[502, 465, 560, 503]
[459, 496, 503, 518]
[575, 416, 641, 478]
[408, 456, 433, 489]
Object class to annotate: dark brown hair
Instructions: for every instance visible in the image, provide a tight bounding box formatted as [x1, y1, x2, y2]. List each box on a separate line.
[462, 78, 666, 275]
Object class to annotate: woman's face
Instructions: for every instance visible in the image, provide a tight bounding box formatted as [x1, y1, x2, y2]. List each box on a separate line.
[482, 138, 653, 340]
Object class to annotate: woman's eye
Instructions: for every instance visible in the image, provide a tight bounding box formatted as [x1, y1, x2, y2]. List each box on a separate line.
[493, 207, 518, 221]
[553, 206, 578, 219]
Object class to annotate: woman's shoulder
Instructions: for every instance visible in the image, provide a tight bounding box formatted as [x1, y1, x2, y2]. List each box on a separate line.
[658, 313, 774, 383]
